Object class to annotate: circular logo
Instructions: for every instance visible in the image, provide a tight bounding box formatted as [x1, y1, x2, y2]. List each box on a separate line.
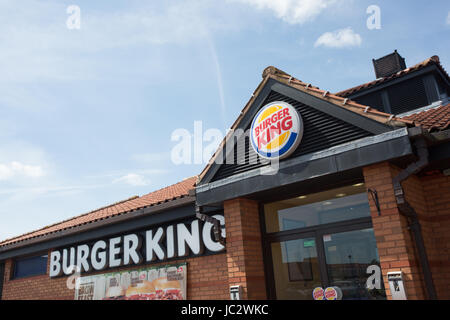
[312, 287, 325, 300]
[324, 287, 337, 300]
[250, 101, 303, 160]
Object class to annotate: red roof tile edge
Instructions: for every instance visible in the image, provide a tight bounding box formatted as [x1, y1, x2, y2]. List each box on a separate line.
[0, 176, 197, 248]
[335, 56, 449, 97]
[400, 104, 450, 132]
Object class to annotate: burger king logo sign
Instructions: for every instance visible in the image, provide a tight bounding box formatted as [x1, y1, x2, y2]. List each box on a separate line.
[250, 101, 303, 160]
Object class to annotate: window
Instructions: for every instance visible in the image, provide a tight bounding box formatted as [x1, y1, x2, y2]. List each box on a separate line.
[12, 254, 48, 279]
[264, 184, 370, 233]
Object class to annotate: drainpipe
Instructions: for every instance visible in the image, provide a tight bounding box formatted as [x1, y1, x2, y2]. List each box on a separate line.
[195, 205, 226, 247]
[392, 134, 437, 300]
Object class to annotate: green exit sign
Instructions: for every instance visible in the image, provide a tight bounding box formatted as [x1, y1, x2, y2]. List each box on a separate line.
[303, 240, 315, 248]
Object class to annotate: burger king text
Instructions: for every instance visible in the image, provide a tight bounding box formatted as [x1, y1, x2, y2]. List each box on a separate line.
[49, 215, 225, 277]
[253, 107, 293, 150]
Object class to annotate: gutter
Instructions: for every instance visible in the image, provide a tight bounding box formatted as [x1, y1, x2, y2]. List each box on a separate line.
[392, 128, 437, 300]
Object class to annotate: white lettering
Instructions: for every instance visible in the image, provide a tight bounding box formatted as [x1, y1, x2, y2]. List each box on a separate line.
[62, 247, 76, 275]
[202, 215, 226, 252]
[49, 251, 62, 277]
[91, 240, 107, 271]
[109, 237, 122, 268]
[166, 225, 176, 259]
[177, 220, 203, 256]
[123, 234, 142, 265]
[76, 244, 91, 273]
[146, 227, 165, 262]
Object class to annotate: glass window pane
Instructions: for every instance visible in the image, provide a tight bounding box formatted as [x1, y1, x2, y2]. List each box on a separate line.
[265, 184, 370, 233]
[13, 255, 48, 279]
[271, 238, 322, 300]
[323, 228, 386, 300]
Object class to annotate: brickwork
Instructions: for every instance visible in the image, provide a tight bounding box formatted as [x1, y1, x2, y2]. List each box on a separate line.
[420, 173, 450, 299]
[1, 252, 228, 300]
[363, 162, 426, 300]
[223, 198, 266, 300]
[364, 162, 450, 300]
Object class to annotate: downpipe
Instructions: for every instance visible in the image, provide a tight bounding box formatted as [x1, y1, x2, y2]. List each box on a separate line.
[392, 136, 437, 300]
[195, 205, 226, 247]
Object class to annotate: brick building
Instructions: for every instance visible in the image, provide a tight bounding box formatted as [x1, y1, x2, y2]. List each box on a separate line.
[1, 51, 449, 300]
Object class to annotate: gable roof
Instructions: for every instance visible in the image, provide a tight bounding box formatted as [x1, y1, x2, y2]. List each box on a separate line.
[336, 56, 450, 98]
[197, 66, 414, 183]
[0, 176, 197, 248]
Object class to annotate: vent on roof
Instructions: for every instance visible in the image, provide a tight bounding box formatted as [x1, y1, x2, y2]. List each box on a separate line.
[373, 50, 407, 79]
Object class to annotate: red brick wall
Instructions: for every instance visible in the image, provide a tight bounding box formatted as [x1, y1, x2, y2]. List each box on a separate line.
[224, 198, 266, 300]
[1, 252, 228, 300]
[420, 173, 450, 299]
[364, 162, 450, 300]
[363, 162, 426, 300]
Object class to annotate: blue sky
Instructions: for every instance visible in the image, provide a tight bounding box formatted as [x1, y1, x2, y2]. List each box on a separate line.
[1, 0, 449, 241]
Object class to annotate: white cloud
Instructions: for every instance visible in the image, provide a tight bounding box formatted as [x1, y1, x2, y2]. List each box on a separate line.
[0, 161, 45, 181]
[231, 0, 336, 24]
[314, 27, 362, 48]
[113, 174, 150, 187]
[447, 12, 450, 25]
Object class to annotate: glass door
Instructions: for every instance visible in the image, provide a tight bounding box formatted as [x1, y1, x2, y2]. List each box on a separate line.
[322, 228, 386, 300]
[263, 183, 386, 300]
[270, 236, 322, 300]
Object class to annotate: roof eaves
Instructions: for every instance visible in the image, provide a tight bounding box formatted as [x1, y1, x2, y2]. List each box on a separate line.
[0, 194, 195, 250]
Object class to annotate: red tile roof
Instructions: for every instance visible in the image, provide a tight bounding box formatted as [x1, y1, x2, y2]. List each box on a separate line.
[336, 56, 450, 97]
[400, 104, 450, 132]
[0, 176, 197, 248]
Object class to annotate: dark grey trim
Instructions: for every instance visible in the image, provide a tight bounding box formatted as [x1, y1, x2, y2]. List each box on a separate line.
[347, 65, 445, 99]
[0, 199, 195, 260]
[381, 90, 392, 113]
[271, 82, 392, 135]
[197, 135, 413, 206]
[423, 74, 440, 105]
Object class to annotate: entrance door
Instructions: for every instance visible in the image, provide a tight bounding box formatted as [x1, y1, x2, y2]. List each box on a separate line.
[270, 236, 322, 300]
[266, 224, 386, 300]
[323, 228, 385, 300]
[263, 183, 386, 300]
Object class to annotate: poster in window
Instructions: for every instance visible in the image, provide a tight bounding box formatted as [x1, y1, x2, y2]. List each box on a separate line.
[74, 263, 187, 300]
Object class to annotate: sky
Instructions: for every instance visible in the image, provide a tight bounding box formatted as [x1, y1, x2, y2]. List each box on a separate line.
[1, 0, 449, 241]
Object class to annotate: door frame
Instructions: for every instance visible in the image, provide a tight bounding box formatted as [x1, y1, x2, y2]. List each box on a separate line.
[260, 200, 373, 300]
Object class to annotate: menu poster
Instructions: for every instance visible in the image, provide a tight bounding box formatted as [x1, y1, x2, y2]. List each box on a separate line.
[74, 263, 187, 300]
